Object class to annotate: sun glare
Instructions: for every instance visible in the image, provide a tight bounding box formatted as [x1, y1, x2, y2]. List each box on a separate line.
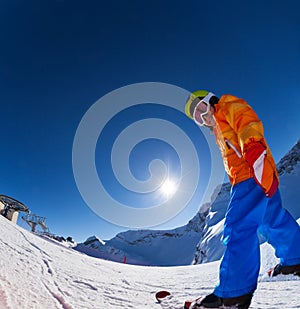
[160, 179, 178, 197]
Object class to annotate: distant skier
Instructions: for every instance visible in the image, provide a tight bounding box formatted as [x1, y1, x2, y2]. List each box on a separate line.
[184, 91, 300, 308]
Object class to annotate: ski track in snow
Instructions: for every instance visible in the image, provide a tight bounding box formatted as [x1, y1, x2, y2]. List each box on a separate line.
[0, 216, 299, 309]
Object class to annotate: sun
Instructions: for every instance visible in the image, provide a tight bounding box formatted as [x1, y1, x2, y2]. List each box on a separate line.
[160, 179, 178, 197]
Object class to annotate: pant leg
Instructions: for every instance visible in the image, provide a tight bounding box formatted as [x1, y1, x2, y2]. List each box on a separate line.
[258, 190, 300, 266]
[214, 178, 265, 298]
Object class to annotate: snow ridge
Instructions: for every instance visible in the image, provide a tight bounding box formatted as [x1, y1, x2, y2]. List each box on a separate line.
[75, 212, 208, 266]
[277, 140, 300, 176]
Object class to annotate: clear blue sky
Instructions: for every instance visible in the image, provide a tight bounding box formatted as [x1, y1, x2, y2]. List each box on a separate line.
[1, 1, 299, 241]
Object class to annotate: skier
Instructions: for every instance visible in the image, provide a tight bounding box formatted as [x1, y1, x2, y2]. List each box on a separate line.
[184, 91, 300, 308]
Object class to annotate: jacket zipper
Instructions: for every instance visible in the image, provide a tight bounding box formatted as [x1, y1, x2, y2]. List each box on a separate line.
[225, 138, 242, 158]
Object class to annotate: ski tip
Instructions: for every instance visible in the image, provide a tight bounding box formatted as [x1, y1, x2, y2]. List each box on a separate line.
[155, 290, 171, 302]
[183, 300, 192, 309]
[267, 268, 273, 277]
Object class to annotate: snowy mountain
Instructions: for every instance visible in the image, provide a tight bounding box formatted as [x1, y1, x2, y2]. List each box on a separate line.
[75, 211, 208, 266]
[193, 182, 231, 264]
[0, 211, 299, 309]
[77, 140, 300, 267]
[277, 140, 300, 176]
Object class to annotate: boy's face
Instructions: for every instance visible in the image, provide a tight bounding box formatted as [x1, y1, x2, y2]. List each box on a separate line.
[193, 101, 216, 128]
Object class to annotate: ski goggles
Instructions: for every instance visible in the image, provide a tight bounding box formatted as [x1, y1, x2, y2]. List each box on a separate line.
[192, 92, 215, 126]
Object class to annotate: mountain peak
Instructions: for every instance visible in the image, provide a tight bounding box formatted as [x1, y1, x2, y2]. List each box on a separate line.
[277, 140, 300, 176]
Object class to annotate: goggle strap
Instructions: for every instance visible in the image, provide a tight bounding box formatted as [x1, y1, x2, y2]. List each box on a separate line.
[201, 92, 216, 105]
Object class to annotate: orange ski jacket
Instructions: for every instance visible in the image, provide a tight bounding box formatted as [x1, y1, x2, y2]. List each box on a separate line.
[213, 94, 279, 190]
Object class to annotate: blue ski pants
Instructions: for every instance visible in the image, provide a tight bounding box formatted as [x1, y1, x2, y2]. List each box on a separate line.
[214, 178, 300, 298]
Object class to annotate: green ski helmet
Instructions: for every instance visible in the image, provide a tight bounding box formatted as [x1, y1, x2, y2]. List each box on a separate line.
[185, 90, 219, 119]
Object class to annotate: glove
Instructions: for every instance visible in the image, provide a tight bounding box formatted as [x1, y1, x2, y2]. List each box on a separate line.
[245, 143, 279, 198]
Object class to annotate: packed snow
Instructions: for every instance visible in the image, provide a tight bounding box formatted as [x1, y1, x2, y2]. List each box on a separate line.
[0, 215, 299, 308]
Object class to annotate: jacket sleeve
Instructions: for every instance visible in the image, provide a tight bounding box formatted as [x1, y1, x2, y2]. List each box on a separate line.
[222, 99, 266, 154]
[223, 98, 279, 197]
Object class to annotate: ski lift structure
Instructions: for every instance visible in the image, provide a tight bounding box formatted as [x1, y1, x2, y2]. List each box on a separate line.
[0, 194, 30, 224]
[0, 194, 50, 235]
[21, 213, 50, 234]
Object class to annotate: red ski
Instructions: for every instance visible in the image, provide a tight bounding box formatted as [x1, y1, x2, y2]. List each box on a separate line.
[155, 290, 171, 302]
[155, 290, 203, 309]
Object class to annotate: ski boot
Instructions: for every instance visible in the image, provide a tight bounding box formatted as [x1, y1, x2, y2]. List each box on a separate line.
[268, 263, 300, 277]
[185, 292, 253, 309]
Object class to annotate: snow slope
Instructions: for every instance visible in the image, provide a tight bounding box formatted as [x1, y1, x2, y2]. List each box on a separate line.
[0, 215, 299, 309]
